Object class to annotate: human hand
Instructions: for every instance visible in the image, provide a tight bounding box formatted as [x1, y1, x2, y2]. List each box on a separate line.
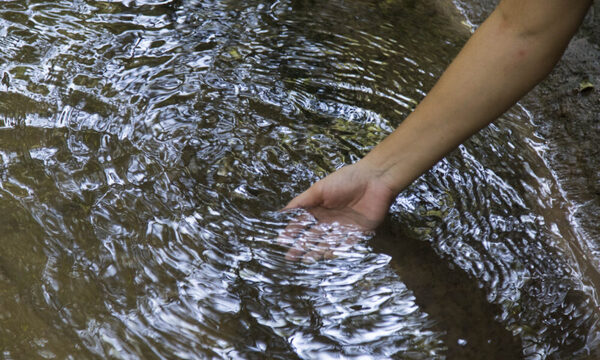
[278, 163, 397, 263]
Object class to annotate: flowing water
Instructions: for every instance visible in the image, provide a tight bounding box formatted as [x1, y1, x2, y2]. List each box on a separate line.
[0, 0, 599, 359]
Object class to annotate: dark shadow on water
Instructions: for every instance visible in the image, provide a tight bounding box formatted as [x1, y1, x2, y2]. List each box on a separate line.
[371, 219, 523, 360]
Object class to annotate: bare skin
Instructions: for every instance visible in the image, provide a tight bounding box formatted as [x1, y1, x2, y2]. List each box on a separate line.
[279, 0, 593, 263]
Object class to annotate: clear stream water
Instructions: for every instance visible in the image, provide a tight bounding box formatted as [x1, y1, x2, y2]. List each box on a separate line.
[0, 0, 599, 359]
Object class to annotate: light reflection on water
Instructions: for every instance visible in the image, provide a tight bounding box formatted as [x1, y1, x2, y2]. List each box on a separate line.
[0, 0, 599, 359]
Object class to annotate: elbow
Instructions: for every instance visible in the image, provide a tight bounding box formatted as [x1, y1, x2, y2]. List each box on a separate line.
[494, 0, 592, 41]
[495, 6, 542, 39]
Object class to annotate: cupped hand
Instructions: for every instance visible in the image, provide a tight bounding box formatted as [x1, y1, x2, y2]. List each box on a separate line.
[278, 163, 397, 263]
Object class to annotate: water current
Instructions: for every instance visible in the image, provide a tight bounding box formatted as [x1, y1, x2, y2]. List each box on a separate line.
[0, 0, 599, 359]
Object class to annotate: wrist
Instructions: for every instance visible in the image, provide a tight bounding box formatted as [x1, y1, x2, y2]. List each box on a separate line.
[355, 153, 406, 198]
[358, 134, 419, 195]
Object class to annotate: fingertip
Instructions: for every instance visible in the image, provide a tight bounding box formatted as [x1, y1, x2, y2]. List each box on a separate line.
[343, 232, 362, 246]
[283, 198, 303, 211]
[301, 251, 320, 264]
[281, 200, 299, 211]
[285, 246, 304, 261]
[277, 213, 316, 246]
[323, 249, 335, 260]
[276, 233, 293, 247]
[283, 185, 322, 211]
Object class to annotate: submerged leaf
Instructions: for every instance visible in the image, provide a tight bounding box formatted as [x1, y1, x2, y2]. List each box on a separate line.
[578, 80, 594, 93]
[228, 48, 241, 60]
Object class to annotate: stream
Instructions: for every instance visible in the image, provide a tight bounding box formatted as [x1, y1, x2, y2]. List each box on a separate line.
[0, 0, 598, 358]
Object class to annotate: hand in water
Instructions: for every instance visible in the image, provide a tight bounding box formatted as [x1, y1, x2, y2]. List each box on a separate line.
[278, 163, 397, 263]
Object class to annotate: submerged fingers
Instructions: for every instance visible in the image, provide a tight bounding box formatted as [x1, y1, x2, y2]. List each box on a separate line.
[280, 221, 371, 263]
[277, 212, 316, 247]
[277, 209, 374, 263]
[286, 222, 327, 261]
[300, 231, 345, 263]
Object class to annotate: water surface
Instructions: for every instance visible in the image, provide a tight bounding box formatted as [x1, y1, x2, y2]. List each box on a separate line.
[0, 0, 599, 358]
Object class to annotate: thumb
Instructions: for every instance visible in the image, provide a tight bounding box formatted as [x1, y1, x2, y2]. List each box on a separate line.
[282, 185, 322, 210]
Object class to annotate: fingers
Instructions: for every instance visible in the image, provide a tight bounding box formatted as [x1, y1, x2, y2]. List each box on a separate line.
[304, 229, 356, 263]
[300, 237, 338, 264]
[284, 223, 325, 261]
[282, 220, 368, 264]
[277, 204, 374, 264]
[282, 183, 322, 210]
[277, 212, 316, 247]
[343, 230, 363, 246]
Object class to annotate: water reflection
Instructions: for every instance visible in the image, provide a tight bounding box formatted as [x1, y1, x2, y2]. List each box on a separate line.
[0, 0, 599, 358]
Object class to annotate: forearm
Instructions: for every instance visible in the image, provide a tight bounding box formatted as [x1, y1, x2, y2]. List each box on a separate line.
[362, 0, 592, 194]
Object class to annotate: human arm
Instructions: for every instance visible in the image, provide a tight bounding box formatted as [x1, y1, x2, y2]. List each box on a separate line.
[363, 0, 593, 195]
[280, 0, 593, 262]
